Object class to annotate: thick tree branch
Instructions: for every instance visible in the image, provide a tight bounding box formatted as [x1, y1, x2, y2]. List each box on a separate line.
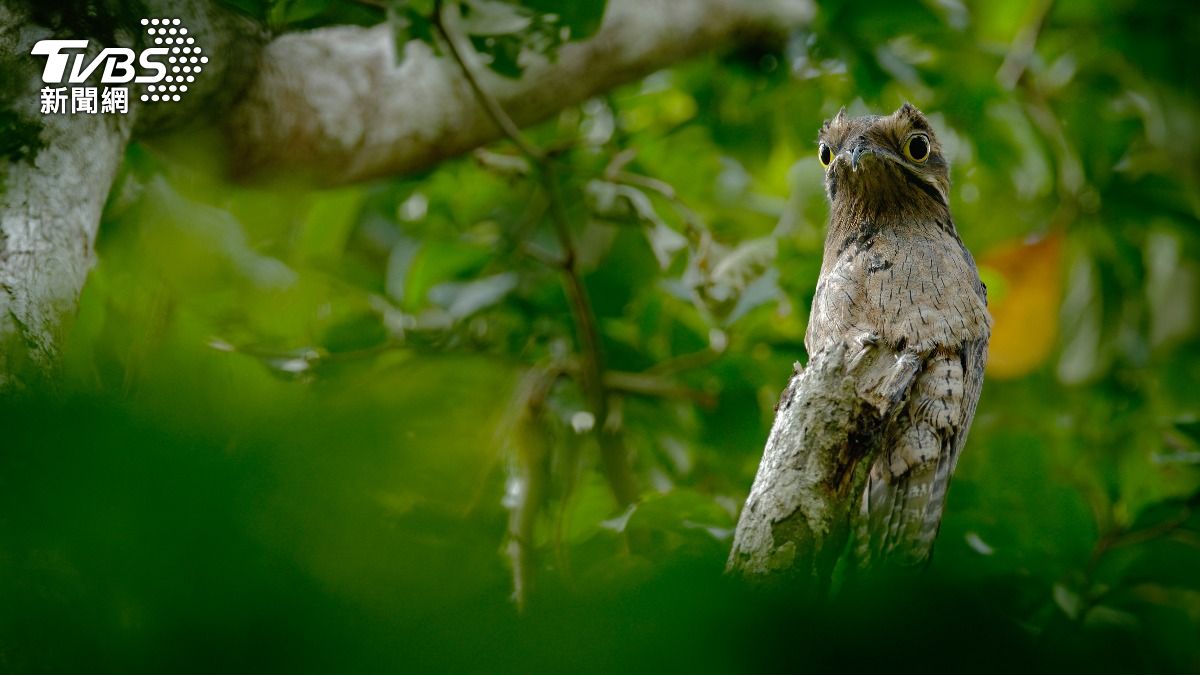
[225, 0, 814, 184]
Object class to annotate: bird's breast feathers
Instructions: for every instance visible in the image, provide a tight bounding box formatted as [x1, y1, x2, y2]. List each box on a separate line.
[807, 225, 991, 356]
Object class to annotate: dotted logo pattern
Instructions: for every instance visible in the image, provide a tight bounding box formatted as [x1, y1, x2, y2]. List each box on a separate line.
[139, 18, 207, 103]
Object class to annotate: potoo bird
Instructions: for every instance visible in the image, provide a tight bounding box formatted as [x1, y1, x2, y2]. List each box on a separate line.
[807, 104, 991, 566]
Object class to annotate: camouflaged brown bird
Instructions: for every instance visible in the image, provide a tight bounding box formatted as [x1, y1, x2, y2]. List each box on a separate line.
[807, 103, 991, 566]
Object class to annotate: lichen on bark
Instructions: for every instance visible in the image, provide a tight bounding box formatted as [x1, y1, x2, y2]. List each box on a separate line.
[727, 341, 910, 584]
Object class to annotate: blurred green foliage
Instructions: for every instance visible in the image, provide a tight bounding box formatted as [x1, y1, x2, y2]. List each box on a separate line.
[4, 0, 1200, 672]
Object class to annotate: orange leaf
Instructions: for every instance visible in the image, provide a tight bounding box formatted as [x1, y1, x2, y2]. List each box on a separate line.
[980, 232, 1063, 379]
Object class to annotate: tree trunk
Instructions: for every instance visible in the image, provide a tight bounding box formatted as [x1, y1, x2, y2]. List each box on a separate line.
[0, 3, 133, 389]
[727, 341, 911, 584]
[0, 1, 262, 390]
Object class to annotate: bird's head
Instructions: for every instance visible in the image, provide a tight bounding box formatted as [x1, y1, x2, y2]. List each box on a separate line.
[817, 103, 950, 214]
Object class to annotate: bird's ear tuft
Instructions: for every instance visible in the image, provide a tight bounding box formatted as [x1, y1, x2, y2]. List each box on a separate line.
[823, 106, 848, 132]
[897, 102, 931, 131]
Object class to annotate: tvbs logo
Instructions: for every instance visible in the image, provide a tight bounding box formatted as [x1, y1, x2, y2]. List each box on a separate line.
[33, 18, 206, 114]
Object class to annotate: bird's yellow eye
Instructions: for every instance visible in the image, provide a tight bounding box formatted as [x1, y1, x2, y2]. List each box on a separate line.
[904, 134, 930, 163]
[819, 143, 832, 168]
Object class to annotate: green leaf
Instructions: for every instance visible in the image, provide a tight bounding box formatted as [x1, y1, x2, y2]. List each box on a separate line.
[725, 266, 781, 325]
[1053, 583, 1083, 620]
[1119, 538, 1200, 592]
[392, 7, 438, 64]
[216, 0, 271, 20]
[294, 187, 365, 262]
[1174, 417, 1200, 447]
[625, 489, 734, 539]
[562, 476, 617, 544]
[427, 272, 518, 319]
[471, 34, 526, 78]
[268, 0, 334, 27]
[406, 0, 437, 15]
[402, 241, 493, 310]
[385, 237, 422, 304]
[322, 313, 389, 353]
[520, 0, 608, 40]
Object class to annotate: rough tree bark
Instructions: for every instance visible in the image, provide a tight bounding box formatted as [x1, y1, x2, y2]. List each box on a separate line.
[0, 64, 131, 388]
[0, 0, 813, 389]
[226, 0, 815, 184]
[727, 341, 915, 584]
[0, 0, 263, 390]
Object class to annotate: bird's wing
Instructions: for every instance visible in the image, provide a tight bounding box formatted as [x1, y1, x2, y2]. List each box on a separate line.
[855, 337, 988, 567]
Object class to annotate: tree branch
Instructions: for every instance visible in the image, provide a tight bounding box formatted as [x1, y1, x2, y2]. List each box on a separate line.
[727, 342, 908, 585]
[505, 366, 555, 612]
[224, 0, 815, 184]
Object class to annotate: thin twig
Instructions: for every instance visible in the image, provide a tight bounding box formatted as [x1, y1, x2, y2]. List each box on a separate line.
[434, 0, 638, 507]
[1084, 502, 1195, 587]
[435, 3, 544, 160]
[520, 241, 567, 268]
[603, 149, 706, 235]
[997, 0, 1054, 90]
[505, 365, 557, 612]
[615, 171, 705, 233]
[604, 370, 716, 407]
[648, 347, 723, 376]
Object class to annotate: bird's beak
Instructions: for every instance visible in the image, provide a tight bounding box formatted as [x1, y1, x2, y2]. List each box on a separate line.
[850, 146, 870, 171]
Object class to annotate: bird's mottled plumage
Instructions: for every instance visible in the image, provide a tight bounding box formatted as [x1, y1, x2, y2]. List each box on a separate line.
[806, 104, 991, 566]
